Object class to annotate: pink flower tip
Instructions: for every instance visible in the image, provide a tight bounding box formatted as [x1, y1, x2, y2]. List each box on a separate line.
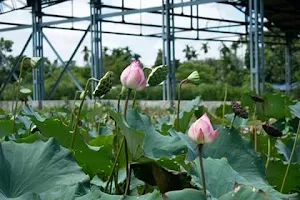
[188, 113, 219, 144]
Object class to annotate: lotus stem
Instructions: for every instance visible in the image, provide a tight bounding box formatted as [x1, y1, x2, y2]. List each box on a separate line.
[123, 89, 132, 195]
[70, 77, 99, 150]
[222, 83, 228, 121]
[198, 144, 207, 196]
[117, 94, 121, 113]
[253, 106, 258, 152]
[12, 63, 24, 133]
[280, 120, 300, 192]
[105, 138, 125, 193]
[177, 80, 186, 131]
[132, 91, 137, 108]
[265, 137, 271, 169]
[231, 114, 236, 128]
[124, 89, 132, 120]
[92, 99, 97, 130]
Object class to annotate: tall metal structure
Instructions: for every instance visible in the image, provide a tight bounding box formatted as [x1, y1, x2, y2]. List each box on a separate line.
[90, 0, 103, 94]
[248, 0, 265, 95]
[0, 0, 299, 107]
[32, 0, 44, 108]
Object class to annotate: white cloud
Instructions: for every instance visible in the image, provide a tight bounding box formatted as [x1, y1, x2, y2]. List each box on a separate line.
[0, 0, 246, 67]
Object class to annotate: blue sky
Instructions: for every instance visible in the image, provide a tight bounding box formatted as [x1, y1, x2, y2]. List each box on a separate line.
[0, 0, 246, 67]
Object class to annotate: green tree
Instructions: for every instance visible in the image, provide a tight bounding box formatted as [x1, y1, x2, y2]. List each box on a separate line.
[82, 46, 90, 67]
[183, 45, 198, 61]
[201, 42, 210, 54]
[153, 49, 163, 67]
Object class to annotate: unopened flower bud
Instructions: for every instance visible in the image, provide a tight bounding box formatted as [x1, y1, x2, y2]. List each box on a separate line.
[120, 60, 146, 90]
[188, 113, 220, 144]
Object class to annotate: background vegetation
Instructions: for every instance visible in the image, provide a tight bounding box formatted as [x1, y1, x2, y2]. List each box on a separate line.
[0, 32, 300, 101]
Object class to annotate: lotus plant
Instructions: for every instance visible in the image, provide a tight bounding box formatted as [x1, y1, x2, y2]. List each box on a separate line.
[70, 71, 113, 150]
[119, 60, 146, 195]
[188, 113, 220, 196]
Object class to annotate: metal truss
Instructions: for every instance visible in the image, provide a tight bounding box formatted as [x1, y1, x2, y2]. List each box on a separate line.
[248, 0, 265, 95]
[0, 0, 296, 106]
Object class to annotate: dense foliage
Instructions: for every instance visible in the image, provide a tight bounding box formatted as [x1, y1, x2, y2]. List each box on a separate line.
[0, 87, 300, 199]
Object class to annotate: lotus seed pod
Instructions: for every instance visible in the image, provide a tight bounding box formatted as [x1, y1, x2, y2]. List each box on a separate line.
[143, 67, 152, 79]
[147, 65, 168, 86]
[186, 71, 200, 85]
[231, 101, 248, 119]
[93, 71, 114, 98]
[21, 57, 42, 69]
[262, 124, 283, 137]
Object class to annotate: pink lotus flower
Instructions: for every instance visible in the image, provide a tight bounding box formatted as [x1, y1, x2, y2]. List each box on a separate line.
[188, 113, 220, 144]
[120, 60, 146, 90]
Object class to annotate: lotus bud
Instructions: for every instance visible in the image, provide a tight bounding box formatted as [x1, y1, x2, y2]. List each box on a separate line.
[120, 60, 146, 90]
[185, 71, 200, 85]
[93, 71, 114, 98]
[147, 65, 168, 86]
[188, 113, 220, 144]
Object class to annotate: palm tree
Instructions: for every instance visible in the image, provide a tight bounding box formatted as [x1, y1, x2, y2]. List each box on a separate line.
[183, 45, 198, 60]
[230, 41, 239, 56]
[132, 53, 141, 61]
[82, 46, 90, 67]
[201, 42, 210, 54]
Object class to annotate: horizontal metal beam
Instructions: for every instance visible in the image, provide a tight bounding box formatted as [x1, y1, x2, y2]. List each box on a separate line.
[0, 0, 228, 32]
[44, 25, 285, 45]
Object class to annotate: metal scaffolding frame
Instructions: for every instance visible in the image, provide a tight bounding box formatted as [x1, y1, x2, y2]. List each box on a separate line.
[0, 0, 297, 107]
[248, 0, 265, 95]
[90, 0, 103, 95]
[32, 0, 44, 108]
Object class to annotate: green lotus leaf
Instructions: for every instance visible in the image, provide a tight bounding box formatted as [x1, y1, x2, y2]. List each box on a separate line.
[0, 138, 89, 199]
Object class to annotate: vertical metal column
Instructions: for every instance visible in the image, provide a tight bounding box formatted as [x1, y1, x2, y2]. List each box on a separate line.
[285, 33, 292, 95]
[32, 0, 44, 108]
[170, 0, 176, 103]
[248, 0, 264, 95]
[162, 0, 175, 107]
[90, 0, 103, 95]
[259, 0, 265, 93]
[248, 0, 254, 91]
[253, 0, 260, 95]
